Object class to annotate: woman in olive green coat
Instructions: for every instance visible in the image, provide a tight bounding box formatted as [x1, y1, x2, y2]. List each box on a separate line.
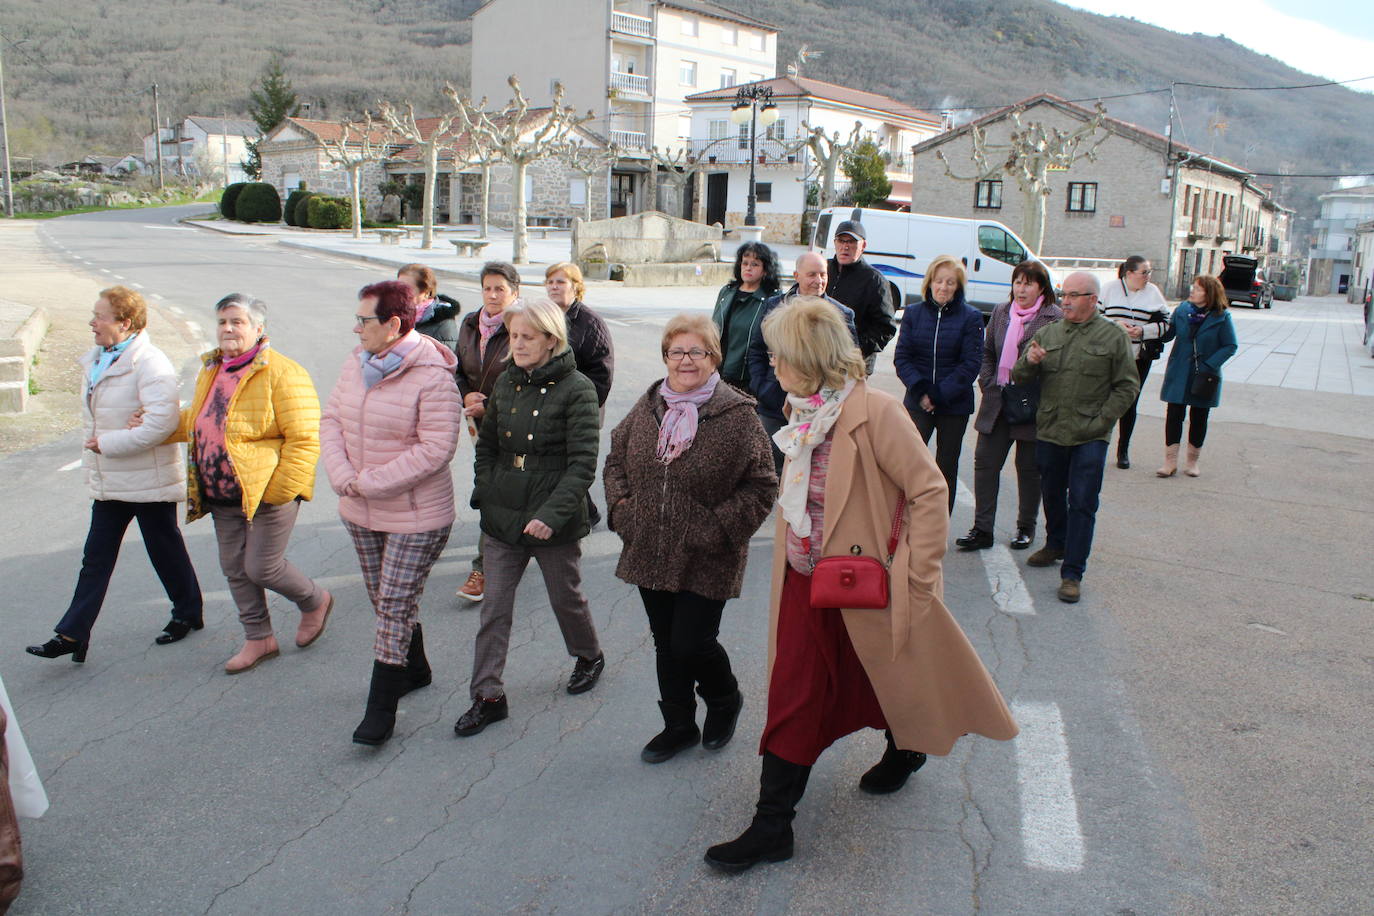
[454, 298, 605, 738]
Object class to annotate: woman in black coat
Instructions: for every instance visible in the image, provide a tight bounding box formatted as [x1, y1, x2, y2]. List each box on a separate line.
[397, 263, 461, 358]
[892, 255, 984, 513]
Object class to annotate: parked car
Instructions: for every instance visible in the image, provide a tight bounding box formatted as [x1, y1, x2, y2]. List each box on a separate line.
[811, 207, 1049, 315]
[1218, 255, 1272, 309]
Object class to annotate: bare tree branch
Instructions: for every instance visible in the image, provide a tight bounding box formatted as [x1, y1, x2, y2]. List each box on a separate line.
[319, 114, 395, 239]
[377, 101, 460, 249]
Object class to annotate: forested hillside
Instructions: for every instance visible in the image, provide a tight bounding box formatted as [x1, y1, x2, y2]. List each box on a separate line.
[4, 0, 1372, 217]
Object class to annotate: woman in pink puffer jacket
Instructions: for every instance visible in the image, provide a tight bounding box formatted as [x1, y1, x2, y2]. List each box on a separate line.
[321, 280, 462, 746]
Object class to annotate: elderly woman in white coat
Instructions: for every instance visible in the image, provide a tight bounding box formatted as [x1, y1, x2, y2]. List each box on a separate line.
[26, 286, 203, 663]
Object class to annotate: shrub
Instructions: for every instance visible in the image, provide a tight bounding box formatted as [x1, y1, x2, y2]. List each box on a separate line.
[292, 192, 319, 228]
[220, 182, 247, 219]
[283, 186, 311, 227]
[235, 182, 282, 223]
[306, 195, 364, 230]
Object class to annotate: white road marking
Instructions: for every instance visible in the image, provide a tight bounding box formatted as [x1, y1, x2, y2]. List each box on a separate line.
[130, 282, 144, 290]
[112, 274, 125, 281]
[954, 481, 1035, 616]
[99, 269, 112, 275]
[168, 305, 183, 314]
[143, 225, 196, 231]
[1012, 700, 1085, 873]
[300, 254, 318, 260]
[151, 293, 165, 301]
[185, 321, 203, 337]
[604, 318, 632, 327]
[59, 459, 82, 472]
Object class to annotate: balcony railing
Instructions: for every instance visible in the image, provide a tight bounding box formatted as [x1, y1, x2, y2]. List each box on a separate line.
[1217, 219, 1237, 240]
[686, 137, 801, 165]
[611, 10, 653, 38]
[610, 128, 648, 149]
[610, 71, 650, 96]
[1188, 216, 1218, 238]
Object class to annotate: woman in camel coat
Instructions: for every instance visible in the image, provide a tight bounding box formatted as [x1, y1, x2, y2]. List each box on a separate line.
[705, 296, 1018, 874]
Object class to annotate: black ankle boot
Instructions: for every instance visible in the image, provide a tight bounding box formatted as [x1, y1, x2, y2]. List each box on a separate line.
[352, 660, 410, 746]
[404, 623, 432, 694]
[26, 635, 88, 663]
[859, 730, 927, 794]
[704, 752, 811, 872]
[641, 700, 700, 763]
[700, 689, 742, 751]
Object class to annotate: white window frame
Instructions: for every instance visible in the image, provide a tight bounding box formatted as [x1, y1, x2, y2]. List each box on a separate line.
[720, 68, 737, 89]
[721, 24, 737, 45]
[678, 115, 693, 140]
[748, 31, 765, 51]
[680, 16, 698, 36]
[569, 177, 587, 206]
[708, 119, 730, 141]
[679, 60, 697, 87]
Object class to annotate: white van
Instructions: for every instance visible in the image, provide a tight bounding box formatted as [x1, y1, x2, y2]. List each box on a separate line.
[812, 207, 1046, 315]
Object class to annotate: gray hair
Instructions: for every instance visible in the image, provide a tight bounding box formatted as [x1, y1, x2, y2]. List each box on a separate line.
[1062, 271, 1100, 296]
[502, 297, 569, 355]
[215, 293, 267, 327]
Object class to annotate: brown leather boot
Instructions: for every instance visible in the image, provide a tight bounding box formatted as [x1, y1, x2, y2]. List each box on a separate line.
[1157, 443, 1180, 477]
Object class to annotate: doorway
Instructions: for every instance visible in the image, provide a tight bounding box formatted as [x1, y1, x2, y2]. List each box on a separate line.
[610, 172, 635, 217]
[706, 172, 728, 227]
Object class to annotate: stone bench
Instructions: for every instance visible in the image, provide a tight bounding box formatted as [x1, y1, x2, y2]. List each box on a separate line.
[373, 228, 405, 245]
[451, 238, 491, 258]
[525, 226, 552, 239]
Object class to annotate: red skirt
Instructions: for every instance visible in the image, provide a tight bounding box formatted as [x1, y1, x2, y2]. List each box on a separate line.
[759, 566, 889, 766]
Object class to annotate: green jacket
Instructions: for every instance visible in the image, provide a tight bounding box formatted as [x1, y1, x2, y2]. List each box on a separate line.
[473, 348, 600, 547]
[1011, 314, 1139, 447]
[711, 283, 770, 387]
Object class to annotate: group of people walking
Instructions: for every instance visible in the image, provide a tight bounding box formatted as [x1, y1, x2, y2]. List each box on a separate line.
[22, 217, 1239, 872]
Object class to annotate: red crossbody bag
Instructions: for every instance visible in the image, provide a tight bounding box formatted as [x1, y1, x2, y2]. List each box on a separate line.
[802, 494, 905, 609]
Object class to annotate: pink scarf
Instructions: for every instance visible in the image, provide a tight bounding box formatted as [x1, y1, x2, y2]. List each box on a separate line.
[997, 296, 1042, 386]
[223, 340, 263, 371]
[656, 373, 720, 464]
[477, 307, 504, 360]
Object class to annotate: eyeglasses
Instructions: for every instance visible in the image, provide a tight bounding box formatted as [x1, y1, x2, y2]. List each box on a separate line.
[665, 348, 710, 362]
[355, 315, 382, 327]
[834, 237, 859, 245]
[1134, 268, 1154, 276]
[1061, 291, 1097, 301]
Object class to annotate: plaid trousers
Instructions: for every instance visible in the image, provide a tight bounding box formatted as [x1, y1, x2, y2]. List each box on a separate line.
[344, 520, 452, 665]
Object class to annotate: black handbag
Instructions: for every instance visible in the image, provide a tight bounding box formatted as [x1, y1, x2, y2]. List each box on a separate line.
[1190, 353, 1220, 401]
[1000, 382, 1040, 426]
[1140, 311, 1169, 360]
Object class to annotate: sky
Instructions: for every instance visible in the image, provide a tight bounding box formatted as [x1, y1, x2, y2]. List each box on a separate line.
[1059, 0, 1374, 87]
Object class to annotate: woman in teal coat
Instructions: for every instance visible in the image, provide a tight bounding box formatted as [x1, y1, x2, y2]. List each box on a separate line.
[1157, 275, 1238, 478]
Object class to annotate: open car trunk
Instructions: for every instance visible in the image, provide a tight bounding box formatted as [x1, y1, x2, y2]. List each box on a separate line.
[1219, 255, 1259, 295]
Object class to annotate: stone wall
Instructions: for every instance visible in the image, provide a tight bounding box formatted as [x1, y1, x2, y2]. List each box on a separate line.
[722, 211, 804, 245]
[259, 141, 387, 214]
[458, 158, 610, 228]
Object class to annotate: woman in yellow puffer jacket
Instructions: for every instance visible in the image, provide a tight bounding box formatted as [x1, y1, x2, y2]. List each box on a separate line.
[164, 293, 332, 675]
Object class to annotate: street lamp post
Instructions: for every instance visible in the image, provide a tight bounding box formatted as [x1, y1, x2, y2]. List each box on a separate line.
[730, 85, 778, 228]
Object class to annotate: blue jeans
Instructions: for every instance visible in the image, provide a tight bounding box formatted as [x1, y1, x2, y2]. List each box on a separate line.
[1035, 440, 1109, 582]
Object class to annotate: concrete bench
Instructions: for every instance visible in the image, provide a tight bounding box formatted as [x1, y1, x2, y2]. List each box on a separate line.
[525, 225, 552, 239]
[374, 229, 405, 245]
[451, 238, 490, 258]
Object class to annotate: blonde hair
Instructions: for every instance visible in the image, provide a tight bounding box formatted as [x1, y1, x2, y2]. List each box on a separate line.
[545, 262, 586, 302]
[761, 296, 865, 394]
[659, 313, 722, 365]
[100, 286, 148, 331]
[502, 297, 569, 355]
[921, 255, 966, 302]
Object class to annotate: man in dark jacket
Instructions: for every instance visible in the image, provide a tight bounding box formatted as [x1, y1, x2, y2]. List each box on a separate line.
[747, 251, 858, 472]
[826, 219, 896, 374]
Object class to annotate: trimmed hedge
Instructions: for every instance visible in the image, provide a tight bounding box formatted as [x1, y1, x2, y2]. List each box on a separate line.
[220, 182, 247, 220]
[306, 195, 365, 230]
[283, 187, 311, 227]
[292, 192, 320, 228]
[235, 182, 282, 223]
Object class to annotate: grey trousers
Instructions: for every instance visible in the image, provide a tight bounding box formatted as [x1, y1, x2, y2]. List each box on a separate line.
[470, 537, 601, 700]
[971, 416, 1041, 534]
[209, 500, 325, 640]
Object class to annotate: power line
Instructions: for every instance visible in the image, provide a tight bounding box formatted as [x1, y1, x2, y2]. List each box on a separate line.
[1174, 75, 1374, 91]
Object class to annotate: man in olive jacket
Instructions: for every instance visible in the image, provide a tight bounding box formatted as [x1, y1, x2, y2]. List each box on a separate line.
[1012, 271, 1139, 604]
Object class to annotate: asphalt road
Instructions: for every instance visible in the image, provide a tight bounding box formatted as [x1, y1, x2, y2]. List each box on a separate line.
[1, 205, 1368, 915]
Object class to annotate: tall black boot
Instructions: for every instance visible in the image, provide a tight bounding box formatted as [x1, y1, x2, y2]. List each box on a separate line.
[704, 752, 812, 872]
[404, 622, 432, 694]
[641, 700, 700, 763]
[352, 660, 410, 746]
[859, 730, 927, 794]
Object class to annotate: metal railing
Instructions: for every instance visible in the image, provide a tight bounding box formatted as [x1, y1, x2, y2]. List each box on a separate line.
[611, 10, 653, 37]
[686, 137, 800, 165]
[610, 71, 650, 95]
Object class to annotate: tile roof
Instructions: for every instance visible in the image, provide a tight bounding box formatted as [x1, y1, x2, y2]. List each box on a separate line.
[657, 0, 778, 31]
[185, 116, 260, 137]
[686, 76, 940, 125]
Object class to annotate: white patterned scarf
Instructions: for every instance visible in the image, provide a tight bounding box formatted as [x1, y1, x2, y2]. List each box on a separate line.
[773, 379, 855, 537]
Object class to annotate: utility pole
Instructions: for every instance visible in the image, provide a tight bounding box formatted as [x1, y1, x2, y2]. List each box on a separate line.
[0, 35, 14, 217]
[221, 111, 229, 186]
[152, 83, 165, 190]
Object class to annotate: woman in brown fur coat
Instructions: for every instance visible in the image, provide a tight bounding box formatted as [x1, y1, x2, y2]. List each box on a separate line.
[604, 313, 777, 765]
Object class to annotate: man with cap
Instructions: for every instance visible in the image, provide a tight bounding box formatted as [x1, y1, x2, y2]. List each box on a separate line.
[825, 219, 897, 375]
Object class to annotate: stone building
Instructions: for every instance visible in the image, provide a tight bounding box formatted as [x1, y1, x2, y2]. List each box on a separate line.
[910, 94, 1290, 297]
[257, 115, 610, 227]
